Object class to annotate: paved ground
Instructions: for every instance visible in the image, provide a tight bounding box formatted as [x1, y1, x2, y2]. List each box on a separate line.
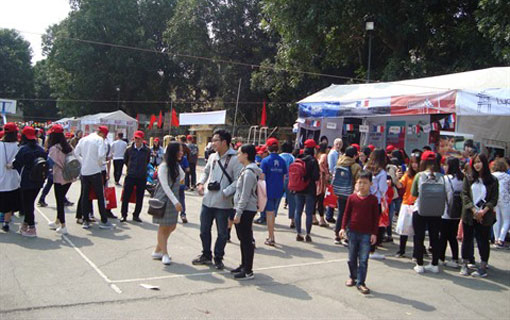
[1, 164, 509, 319]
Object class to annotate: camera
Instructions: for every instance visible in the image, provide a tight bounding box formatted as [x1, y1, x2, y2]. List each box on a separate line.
[207, 181, 221, 191]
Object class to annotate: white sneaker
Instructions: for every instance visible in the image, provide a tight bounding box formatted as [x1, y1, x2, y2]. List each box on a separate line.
[369, 252, 386, 260]
[152, 252, 164, 260]
[56, 226, 68, 235]
[424, 264, 439, 273]
[445, 260, 459, 268]
[414, 265, 425, 274]
[162, 254, 172, 265]
[48, 221, 60, 230]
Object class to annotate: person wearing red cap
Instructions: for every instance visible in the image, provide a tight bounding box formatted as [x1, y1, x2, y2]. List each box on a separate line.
[185, 134, 199, 191]
[351, 143, 360, 152]
[120, 130, 151, 222]
[367, 145, 375, 152]
[409, 150, 450, 274]
[386, 145, 396, 154]
[292, 139, 320, 242]
[111, 132, 128, 185]
[150, 137, 164, 167]
[12, 126, 48, 237]
[74, 125, 114, 230]
[0, 123, 20, 232]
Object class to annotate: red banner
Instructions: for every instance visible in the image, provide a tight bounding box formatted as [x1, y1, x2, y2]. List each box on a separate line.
[390, 91, 456, 116]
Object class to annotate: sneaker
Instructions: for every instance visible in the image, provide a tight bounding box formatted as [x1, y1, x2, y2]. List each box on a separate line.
[37, 200, 48, 207]
[213, 258, 224, 270]
[64, 200, 74, 207]
[472, 268, 487, 278]
[424, 264, 439, 273]
[305, 235, 312, 242]
[334, 237, 341, 245]
[467, 263, 477, 269]
[296, 234, 304, 242]
[230, 265, 244, 274]
[369, 252, 385, 260]
[152, 251, 164, 260]
[289, 222, 295, 229]
[89, 214, 96, 222]
[341, 239, 349, 247]
[254, 218, 266, 225]
[99, 221, 115, 230]
[460, 265, 470, 276]
[82, 221, 91, 229]
[19, 223, 28, 234]
[234, 271, 254, 280]
[48, 221, 60, 230]
[2, 223, 10, 232]
[162, 254, 172, 265]
[119, 217, 127, 223]
[395, 251, 405, 258]
[132, 217, 142, 223]
[326, 217, 336, 223]
[192, 255, 212, 266]
[414, 265, 425, 274]
[106, 212, 118, 219]
[445, 260, 460, 268]
[56, 226, 68, 235]
[21, 226, 37, 237]
[76, 218, 83, 225]
[181, 215, 188, 224]
[357, 285, 370, 295]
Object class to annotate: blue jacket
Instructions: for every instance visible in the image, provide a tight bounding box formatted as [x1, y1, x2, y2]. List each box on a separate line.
[124, 144, 151, 179]
[13, 142, 48, 190]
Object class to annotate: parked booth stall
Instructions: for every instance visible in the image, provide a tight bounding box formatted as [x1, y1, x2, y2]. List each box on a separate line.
[78, 110, 138, 143]
[296, 67, 510, 156]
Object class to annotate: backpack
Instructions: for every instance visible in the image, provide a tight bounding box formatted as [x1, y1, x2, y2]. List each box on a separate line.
[332, 166, 353, 198]
[30, 157, 48, 183]
[447, 176, 462, 219]
[246, 168, 267, 212]
[288, 158, 309, 192]
[418, 172, 446, 217]
[62, 153, 82, 181]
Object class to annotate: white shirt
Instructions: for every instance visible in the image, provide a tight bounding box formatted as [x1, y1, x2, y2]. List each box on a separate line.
[158, 162, 185, 206]
[471, 178, 487, 210]
[0, 142, 21, 192]
[74, 132, 107, 176]
[111, 139, 128, 160]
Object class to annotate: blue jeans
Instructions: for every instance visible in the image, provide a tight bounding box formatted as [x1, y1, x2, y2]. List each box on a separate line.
[199, 205, 231, 260]
[347, 230, 372, 286]
[326, 206, 334, 220]
[284, 178, 296, 220]
[294, 193, 315, 235]
[39, 173, 54, 202]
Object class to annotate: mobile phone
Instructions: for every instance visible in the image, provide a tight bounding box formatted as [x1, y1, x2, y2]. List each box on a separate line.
[475, 199, 487, 208]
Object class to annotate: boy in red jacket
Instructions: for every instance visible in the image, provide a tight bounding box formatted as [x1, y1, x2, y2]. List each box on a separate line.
[340, 170, 380, 294]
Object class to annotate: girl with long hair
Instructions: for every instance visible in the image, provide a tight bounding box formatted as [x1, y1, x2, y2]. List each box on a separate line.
[47, 125, 75, 235]
[491, 159, 510, 248]
[151, 142, 184, 265]
[460, 153, 499, 277]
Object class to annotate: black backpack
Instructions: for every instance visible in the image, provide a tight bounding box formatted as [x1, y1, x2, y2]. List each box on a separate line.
[30, 157, 48, 183]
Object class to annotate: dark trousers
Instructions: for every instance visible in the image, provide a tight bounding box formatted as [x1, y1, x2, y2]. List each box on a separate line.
[113, 159, 124, 183]
[121, 176, 146, 218]
[179, 188, 186, 215]
[235, 211, 256, 273]
[186, 162, 197, 187]
[315, 193, 325, 217]
[80, 173, 107, 223]
[398, 235, 408, 254]
[39, 174, 53, 202]
[413, 212, 441, 266]
[200, 205, 231, 260]
[334, 197, 348, 234]
[439, 218, 460, 261]
[295, 193, 316, 235]
[54, 183, 71, 224]
[462, 221, 491, 263]
[22, 189, 40, 226]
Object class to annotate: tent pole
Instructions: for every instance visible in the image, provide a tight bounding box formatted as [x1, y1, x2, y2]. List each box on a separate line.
[233, 78, 242, 137]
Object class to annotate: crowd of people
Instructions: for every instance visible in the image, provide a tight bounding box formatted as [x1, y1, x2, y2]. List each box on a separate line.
[1, 123, 509, 291]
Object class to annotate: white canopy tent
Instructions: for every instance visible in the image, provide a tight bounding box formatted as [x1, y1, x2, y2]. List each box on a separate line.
[297, 67, 510, 154]
[77, 110, 138, 141]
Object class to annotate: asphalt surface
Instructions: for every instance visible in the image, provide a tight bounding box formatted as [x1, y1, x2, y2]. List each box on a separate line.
[1, 164, 509, 319]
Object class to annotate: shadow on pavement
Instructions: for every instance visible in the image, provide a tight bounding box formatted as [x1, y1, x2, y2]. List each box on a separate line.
[0, 228, 93, 250]
[367, 291, 436, 312]
[160, 262, 226, 284]
[238, 273, 312, 301]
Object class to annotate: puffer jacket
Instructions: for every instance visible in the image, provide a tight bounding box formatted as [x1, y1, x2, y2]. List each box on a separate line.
[234, 162, 262, 217]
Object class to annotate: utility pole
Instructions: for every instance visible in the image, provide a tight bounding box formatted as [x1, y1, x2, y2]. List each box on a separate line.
[233, 78, 242, 137]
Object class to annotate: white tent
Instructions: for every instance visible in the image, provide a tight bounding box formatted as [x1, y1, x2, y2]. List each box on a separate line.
[297, 67, 510, 153]
[77, 110, 138, 140]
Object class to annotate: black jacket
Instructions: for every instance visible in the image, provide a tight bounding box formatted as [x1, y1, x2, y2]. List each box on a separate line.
[297, 154, 320, 195]
[124, 144, 151, 179]
[13, 142, 48, 190]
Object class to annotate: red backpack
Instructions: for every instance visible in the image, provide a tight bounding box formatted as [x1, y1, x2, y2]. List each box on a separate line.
[288, 158, 309, 192]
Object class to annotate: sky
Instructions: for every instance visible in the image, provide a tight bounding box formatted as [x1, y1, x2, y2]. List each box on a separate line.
[0, 0, 70, 64]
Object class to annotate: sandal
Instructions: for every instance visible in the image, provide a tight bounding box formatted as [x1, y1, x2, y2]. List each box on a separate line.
[264, 238, 275, 246]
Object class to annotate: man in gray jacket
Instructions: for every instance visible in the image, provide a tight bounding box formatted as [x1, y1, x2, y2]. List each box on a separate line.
[192, 129, 243, 269]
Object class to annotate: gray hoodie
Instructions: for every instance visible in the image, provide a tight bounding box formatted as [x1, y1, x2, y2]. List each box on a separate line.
[234, 162, 262, 218]
[198, 148, 243, 209]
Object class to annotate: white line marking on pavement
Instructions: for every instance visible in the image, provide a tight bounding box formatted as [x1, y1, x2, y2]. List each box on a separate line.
[110, 258, 347, 284]
[35, 207, 123, 294]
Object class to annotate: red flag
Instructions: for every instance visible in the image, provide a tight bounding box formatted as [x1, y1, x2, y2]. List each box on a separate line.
[260, 100, 267, 126]
[171, 109, 179, 127]
[148, 114, 156, 130]
[157, 111, 163, 128]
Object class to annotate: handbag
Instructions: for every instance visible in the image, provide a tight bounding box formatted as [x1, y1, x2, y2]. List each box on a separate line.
[395, 204, 414, 236]
[148, 198, 166, 218]
[323, 185, 338, 208]
[104, 187, 117, 210]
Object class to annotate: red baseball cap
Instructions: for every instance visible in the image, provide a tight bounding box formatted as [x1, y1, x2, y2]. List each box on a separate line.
[266, 138, 279, 147]
[386, 145, 396, 152]
[367, 144, 375, 151]
[49, 124, 64, 134]
[351, 143, 360, 152]
[134, 130, 145, 139]
[65, 132, 72, 138]
[3, 122, 18, 133]
[98, 126, 109, 136]
[304, 139, 317, 149]
[186, 135, 193, 141]
[299, 149, 304, 155]
[421, 150, 436, 161]
[154, 137, 160, 143]
[22, 126, 37, 140]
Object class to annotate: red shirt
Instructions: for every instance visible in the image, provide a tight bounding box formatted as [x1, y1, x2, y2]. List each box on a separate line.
[341, 193, 380, 235]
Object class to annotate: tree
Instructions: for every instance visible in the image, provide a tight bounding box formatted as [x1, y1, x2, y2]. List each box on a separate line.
[0, 29, 34, 114]
[28, 59, 58, 119]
